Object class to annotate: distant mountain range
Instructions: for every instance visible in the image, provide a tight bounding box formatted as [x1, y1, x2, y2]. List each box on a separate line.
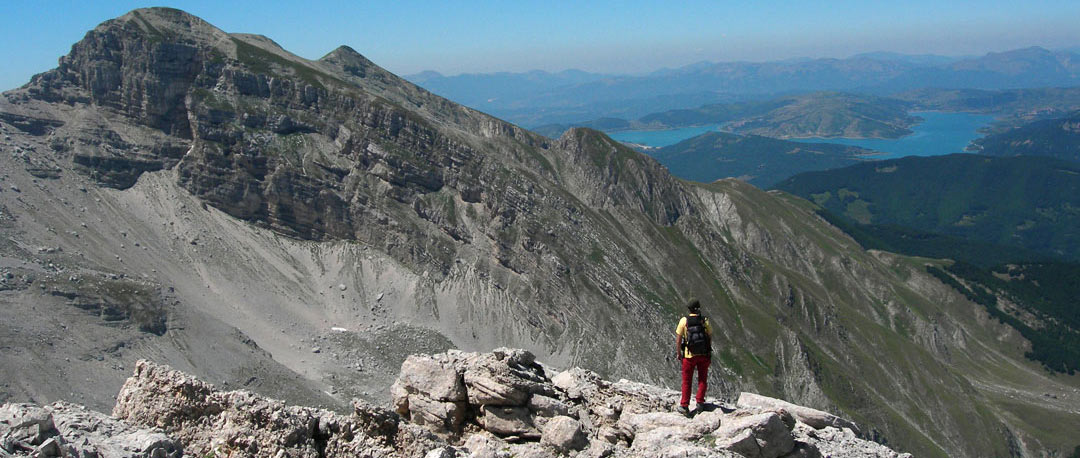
[536, 91, 920, 140]
[649, 131, 878, 187]
[408, 47, 1080, 127]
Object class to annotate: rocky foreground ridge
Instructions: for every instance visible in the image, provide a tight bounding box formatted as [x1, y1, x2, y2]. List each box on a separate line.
[1, 349, 905, 458]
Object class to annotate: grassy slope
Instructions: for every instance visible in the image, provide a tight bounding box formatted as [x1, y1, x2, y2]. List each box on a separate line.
[973, 111, 1080, 163]
[651, 131, 877, 187]
[641, 92, 918, 139]
[772, 154, 1080, 262]
[692, 182, 1080, 456]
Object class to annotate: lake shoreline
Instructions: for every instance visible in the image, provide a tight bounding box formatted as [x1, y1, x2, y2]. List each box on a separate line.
[609, 111, 996, 159]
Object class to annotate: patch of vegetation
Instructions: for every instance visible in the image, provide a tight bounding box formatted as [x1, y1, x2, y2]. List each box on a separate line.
[232, 37, 332, 90]
[774, 154, 1080, 263]
[651, 131, 873, 188]
[717, 348, 743, 376]
[926, 262, 1080, 374]
[812, 209, 1046, 267]
[130, 10, 167, 44]
[973, 110, 1080, 163]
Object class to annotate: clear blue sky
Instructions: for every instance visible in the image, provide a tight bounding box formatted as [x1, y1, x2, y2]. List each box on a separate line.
[2, 0, 1079, 91]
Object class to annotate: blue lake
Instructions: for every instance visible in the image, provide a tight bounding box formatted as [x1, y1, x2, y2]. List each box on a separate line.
[606, 111, 996, 159]
[607, 125, 722, 147]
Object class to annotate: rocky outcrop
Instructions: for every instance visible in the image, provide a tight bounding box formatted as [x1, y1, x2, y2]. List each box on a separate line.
[0, 401, 181, 457]
[112, 360, 442, 458]
[737, 392, 860, 435]
[1, 351, 907, 457]
[390, 349, 904, 458]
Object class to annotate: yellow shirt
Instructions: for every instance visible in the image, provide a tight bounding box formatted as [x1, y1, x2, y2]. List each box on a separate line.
[676, 314, 713, 358]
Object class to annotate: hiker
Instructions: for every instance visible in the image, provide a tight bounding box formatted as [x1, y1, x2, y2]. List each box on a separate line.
[675, 298, 712, 416]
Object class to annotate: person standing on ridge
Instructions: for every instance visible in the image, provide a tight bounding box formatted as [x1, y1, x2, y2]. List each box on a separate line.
[675, 298, 712, 416]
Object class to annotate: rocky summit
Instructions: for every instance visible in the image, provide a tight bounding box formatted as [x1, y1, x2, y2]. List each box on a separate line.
[0, 7, 1078, 457]
[1, 349, 908, 457]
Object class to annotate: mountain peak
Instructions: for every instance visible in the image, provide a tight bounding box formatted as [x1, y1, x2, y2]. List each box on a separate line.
[319, 44, 375, 68]
[111, 7, 229, 45]
[321, 43, 365, 59]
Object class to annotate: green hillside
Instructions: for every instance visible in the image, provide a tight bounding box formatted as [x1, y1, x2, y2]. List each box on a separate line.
[773, 154, 1080, 262]
[972, 110, 1080, 162]
[927, 262, 1080, 374]
[537, 91, 921, 140]
[643, 91, 920, 139]
[651, 131, 878, 187]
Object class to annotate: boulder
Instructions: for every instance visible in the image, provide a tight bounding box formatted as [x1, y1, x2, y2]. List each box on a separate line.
[463, 349, 550, 406]
[408, 396, 467, 435]
[715, 427, 761, 456]
[629, 427, 716, 457]
[685, 409, 724, 439]
[463, 433, 511, 458]
[737, 392, 860, 435]
[785, 441, 824, 458]
[0, 404, 57, 451]
[464, 365, 531, 406]
[737, 394, 849, 433]
[399, 354, 467, 402]
[617, 411, 690, 438]
[527, 394, 571, 418]
[540, 416, 587, 452]
[1, 402, 182, 458]
[792, 423, 912, 458]
[480, 405, 538, 438]
[714, 412, 795, 458]
[551, 368, 601, 400]
[390, 379, 411, 416]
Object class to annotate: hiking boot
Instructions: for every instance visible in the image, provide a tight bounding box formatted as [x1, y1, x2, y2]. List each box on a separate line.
[690, 405, 705, 416]
[675, 405, 690, 417]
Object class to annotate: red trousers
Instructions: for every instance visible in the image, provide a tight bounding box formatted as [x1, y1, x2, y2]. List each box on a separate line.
[680, 355, 710, 407]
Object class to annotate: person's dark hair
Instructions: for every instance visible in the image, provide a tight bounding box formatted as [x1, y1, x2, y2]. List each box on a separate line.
[686, 298, 701, 312]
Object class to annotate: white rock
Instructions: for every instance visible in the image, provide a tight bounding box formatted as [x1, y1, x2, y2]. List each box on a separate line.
[540, 415, 587, 452]
[737, 392, 860, 434]
[399, 355, 466, 401]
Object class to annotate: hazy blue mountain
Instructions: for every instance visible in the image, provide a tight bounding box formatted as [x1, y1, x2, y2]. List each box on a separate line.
[402, 68, 612, 111]
[539, 92, 919, 140]
[409, 47, 1080, 128]
[849, 51, 968, 66]
[650, 131, 878, 187]
[889, 47, 1080, 92]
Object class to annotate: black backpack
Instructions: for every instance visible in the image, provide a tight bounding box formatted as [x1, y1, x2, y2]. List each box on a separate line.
[685, 315, 711, 355]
